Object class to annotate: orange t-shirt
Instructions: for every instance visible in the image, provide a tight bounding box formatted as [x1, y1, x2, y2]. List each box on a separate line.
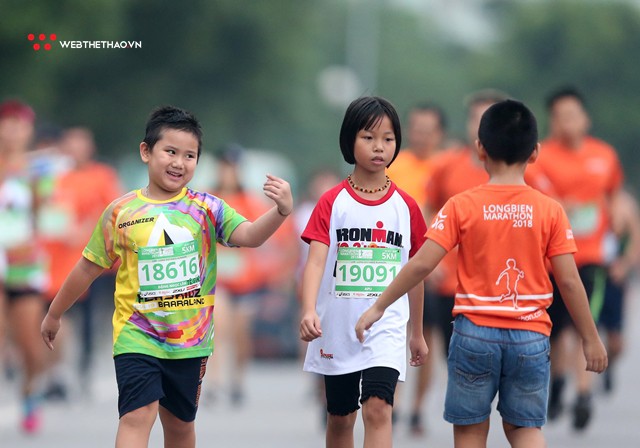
[526, 136, 623, 267]
[427, 184, 577, 336]
[43, 162, 122, 299]
[386, 150, 434, 208]
[426, 148, 489, 295]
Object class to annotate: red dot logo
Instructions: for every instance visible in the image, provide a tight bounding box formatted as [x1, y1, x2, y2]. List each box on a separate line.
[29, 33, 56, 52]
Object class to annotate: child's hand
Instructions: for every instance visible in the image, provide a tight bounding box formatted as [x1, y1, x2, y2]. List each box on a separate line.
[263, 174, 293, 217]
[41, 313, 61, 351]
[582, 336, 608, 373]
[300, 310, 322, 342]
[409, 334, 429, 367]
[355, 305, 384, 343]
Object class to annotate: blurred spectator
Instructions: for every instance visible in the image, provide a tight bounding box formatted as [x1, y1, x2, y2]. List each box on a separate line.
[205, 145, 297, 406]
[600, 188, 640, 393]
[415, 89, 508, 435]
[39, 127, 122, 398]
[386, 101, 448, 436]
[0, 98, 48, 433]
[526, 86, 623, 430]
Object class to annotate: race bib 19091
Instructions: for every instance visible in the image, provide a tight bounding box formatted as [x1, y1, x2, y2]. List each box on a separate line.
[335, 247, 401, 298]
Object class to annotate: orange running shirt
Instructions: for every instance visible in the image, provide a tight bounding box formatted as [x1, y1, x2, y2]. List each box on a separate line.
[426, 148, 489, 295]
[526, 136, 623, 267]
[43, 162, 122, 299]
[427, 184, 577, 336]
[386, 150, 434, 207]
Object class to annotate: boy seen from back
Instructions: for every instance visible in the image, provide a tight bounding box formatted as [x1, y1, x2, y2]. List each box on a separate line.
[356, 100, 607, 448]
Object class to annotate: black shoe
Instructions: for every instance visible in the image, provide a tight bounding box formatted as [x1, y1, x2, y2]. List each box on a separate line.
[409, 412, 425, 436]
[547, 377, 565, 421]
[43, 382, 68, 402]
[230, 387, 244, 406]
[573, 393, 592, 431]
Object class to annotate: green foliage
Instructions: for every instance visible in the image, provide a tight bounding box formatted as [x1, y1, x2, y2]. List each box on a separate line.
[1, 0, 639, 188]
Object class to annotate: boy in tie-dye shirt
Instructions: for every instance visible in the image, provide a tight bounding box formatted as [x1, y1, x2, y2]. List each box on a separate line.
[41, 106, 293, 448]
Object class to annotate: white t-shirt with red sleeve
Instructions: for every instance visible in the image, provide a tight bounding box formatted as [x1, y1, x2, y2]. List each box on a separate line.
[301, 179, 427, 380]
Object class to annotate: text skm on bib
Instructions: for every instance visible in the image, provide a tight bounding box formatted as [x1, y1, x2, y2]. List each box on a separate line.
[335, 247, 400, 298]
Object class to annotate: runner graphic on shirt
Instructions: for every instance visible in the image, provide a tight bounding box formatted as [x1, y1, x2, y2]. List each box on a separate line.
[496, 259, 524, 309]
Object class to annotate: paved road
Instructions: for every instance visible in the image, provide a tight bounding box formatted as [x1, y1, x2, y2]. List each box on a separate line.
[2, 295, 639, 447]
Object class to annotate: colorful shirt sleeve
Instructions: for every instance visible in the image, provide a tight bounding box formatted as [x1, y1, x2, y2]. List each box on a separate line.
[214, 198, 247, 246]
[82, 202, 118, 269]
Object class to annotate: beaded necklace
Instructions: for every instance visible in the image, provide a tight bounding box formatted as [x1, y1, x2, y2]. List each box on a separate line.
[347, 174, 391, 194]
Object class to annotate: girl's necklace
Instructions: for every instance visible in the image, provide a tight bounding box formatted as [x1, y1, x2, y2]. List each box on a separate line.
[347, 175, 391, 194]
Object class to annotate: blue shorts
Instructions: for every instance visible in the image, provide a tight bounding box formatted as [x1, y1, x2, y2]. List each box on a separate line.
[444, 315, 550, 428]
[114, 354, 208, 422]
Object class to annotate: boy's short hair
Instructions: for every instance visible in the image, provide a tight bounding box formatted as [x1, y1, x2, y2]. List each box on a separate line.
[478, 99, 538, 165]
[143, 106, 203, 158]
[339, 96, 402, 167]
[545, 86, 586, 111]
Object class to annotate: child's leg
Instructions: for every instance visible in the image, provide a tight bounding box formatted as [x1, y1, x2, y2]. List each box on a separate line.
[362, 397, 393, 448]
[326, 412, 358, 448]
[453, 420, 490, 448]
[324, 372, 361, 448]
[159, 406, 196, 448]
[115, 401, 159, 448]
[502, 421, 546, 448]
[360, 367, 399, 448]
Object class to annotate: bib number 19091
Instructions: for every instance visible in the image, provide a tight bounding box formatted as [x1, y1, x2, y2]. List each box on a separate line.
[335, 247, 401, 298]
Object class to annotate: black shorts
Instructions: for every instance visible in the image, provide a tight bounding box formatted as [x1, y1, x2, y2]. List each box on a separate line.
[324, 367, 399, 416]
[549, 264, 606, 340]
[599, 275, 625, 332]
[5, 287, 43, 304]
[114, 353, 208, 422]
[423, 291, 455, 355]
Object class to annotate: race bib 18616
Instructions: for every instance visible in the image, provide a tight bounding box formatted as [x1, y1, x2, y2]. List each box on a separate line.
[137, 240, 202, 298]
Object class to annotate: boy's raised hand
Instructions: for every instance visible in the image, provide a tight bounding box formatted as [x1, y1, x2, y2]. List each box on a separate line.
[582, 336, 608, 374]
[355, 305, 384, 343]
[263, 174, 293, 216]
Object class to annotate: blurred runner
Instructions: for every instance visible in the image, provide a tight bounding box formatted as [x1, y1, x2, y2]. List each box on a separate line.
[40, 127, 122, 397]
[413, 89, 507, 435]
[0, 99, 48, 433]
[526, 87, 623, 430]
[386, 101, 448, 435]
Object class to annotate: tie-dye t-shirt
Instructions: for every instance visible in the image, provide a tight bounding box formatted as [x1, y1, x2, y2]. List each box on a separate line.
[83, 187, 247, 359]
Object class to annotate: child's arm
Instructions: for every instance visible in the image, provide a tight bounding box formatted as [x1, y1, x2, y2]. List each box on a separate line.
[356, 239, 447, 342]
[299, 240, 329, 342]
[549, 254, 608, 373]
[407, 282, 429, 367]
[228, 174, 293, 248]
[41, 256, 105, 350]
